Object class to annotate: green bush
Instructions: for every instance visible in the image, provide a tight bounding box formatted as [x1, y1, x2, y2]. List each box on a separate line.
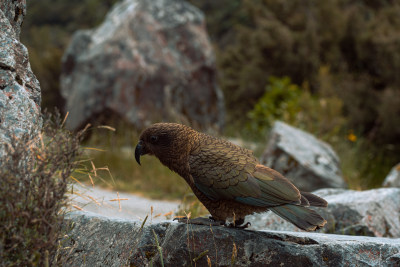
[188, 0, 247, 46]
[217, 0, 400, 147]
[247, 76, 302, 135]
[246, 75, 347, 141]
[0, 113, 85, 266]
[243, 74, 398, 189]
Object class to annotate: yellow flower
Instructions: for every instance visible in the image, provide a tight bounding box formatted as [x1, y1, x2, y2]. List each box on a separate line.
[347, 130, 357, 142]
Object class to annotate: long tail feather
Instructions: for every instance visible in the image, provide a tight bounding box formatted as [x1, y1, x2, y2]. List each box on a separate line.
[270, 205, 327, 231]
[300, 192, 328, 207]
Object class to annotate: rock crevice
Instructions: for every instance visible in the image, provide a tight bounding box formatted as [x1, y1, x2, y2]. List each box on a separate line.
[0, 0, 41, 159]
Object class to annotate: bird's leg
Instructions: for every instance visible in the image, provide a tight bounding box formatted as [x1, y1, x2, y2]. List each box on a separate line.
[173, 216, 224, 226]
[225, 218, 251, 229]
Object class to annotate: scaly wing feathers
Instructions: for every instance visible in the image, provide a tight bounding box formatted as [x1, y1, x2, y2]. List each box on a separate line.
[234, 165, 301, 207]
[189, 136, 301, 207]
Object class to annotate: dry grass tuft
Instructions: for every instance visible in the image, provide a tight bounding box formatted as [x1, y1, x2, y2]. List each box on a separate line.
[0, 111, 85, 266]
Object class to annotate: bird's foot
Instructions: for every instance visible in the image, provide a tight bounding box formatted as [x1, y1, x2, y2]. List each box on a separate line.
[173, 216, 224, 226]
[225, 219, 251, 229]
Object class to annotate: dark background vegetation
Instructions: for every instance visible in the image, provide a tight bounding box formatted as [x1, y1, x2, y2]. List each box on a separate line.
[21, 0, 118, 110]
[21, 0, 400, 190]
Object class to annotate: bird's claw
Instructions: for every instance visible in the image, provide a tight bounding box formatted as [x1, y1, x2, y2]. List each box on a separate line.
[173, 216, 224, 226]
[225, 221, 251, 229]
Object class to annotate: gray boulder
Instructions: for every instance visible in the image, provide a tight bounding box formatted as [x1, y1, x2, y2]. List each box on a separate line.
[248, 188, 400, 238]
[260, 121, 346, 191]
[62, 211, 400, 266]
[60, 0, 224, 131]
[0, 0, 41, 159]
[383, 163, 400, 188]
[0, 1, 25, 37]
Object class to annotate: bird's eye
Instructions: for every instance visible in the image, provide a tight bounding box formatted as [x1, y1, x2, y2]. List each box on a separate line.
[150, 135, 158, 143]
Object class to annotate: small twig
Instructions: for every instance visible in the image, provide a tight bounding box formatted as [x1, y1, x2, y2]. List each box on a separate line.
[207, 255, 212, 267]
[88, 174, 94, 187]
[209, 225, 218, 265]
[108, 198, 129, 201]
[72, 205, 83, 211]
[152, 229, 164, 267]
[61, 111, 69, 127]
[163, 211, 173, 217]
[86, 195, 101, 206]
[69, 176, 85, 187]
[82, 147, 107, 152]
[90, 161, 97, 177]
[231, 243, 237, 266]
[118, 192, 122, 211]
[140, 215, 148, 230]
[96, 125, 116, 131]
[193, 250, 209, 262]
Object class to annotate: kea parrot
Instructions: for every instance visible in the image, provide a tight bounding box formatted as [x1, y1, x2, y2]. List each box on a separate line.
[135, 123, 327, 231]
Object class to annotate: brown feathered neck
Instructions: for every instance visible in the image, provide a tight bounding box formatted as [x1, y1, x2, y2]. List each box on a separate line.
[138, 123, 200, 176]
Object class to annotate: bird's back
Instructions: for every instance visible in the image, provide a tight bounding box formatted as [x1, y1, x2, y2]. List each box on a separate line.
[189, 133, 259, 189]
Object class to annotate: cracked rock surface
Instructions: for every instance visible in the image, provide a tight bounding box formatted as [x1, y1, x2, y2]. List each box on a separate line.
[62, 211, 400, 267]
[0, 0, 41, 158]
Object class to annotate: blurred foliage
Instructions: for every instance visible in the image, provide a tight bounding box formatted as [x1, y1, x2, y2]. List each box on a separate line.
[0, 112, 85, 266]
[188, 0, 248, 47]
[334, 136, 396, 189]
[21, 0, 400, 193]
[247, 76, 302, 135]
[215, 0, 400, 148]
[245, 75, 394, 189]
[246, 75, 346, 140]
[21, 0, 118, 110]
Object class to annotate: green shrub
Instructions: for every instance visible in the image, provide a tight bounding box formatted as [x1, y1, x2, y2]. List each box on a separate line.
[246, 75, 347, 141]
[243, 73, 398, 189]
[0, 113, 85, 266]
[217, 0, 400, 147]
[247, 76, 302, 135]
[188, 0, 247, 46]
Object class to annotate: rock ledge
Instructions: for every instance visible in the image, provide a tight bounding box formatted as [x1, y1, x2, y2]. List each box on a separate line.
[62, 211, 400, 267]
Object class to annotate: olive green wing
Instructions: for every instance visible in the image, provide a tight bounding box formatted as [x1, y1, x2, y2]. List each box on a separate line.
[189, 138, 300, 207]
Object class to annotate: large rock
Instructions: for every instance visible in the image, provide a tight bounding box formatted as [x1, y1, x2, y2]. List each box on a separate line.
[0, 0, 41, 159]
[0, 1, 25, 37]
[383, 163, 400, 188]
[61, 212, 142, 266]
[249, 188, 400, 238]
[260, 121, 346, 191]
[62, 211, 400, 266]
[60, 0, 224, 131]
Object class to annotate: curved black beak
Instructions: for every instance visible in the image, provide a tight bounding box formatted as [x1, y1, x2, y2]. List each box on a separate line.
[135, 140, 144, 165]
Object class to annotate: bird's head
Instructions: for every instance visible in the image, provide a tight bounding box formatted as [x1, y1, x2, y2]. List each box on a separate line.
[135, 123, 196, 166]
